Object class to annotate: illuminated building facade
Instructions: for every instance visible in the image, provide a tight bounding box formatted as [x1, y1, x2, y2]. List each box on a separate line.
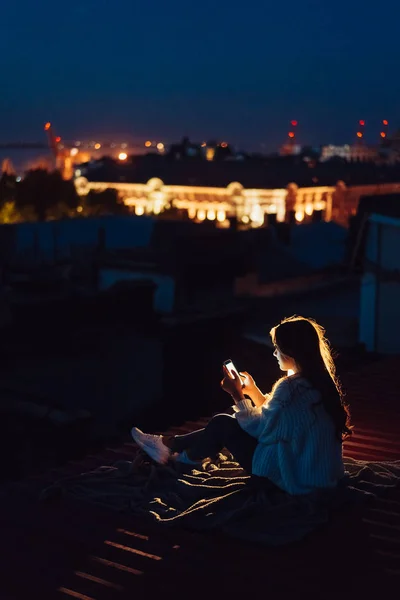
[320, 144, 378, 163]
[75, 176, 400, 228]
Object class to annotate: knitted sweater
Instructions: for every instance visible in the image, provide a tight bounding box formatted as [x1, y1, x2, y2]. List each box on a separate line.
[233, 375, 345, 495]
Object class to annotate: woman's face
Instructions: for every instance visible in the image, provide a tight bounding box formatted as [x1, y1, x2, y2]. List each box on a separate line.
[273, 345, 297, 373]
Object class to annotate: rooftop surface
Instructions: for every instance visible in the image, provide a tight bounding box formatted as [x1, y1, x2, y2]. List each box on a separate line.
[0, 356, 399, 599]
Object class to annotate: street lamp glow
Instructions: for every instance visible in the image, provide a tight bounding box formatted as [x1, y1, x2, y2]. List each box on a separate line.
[118, 152, 128, 161]
[70, 148, 79, 156]
[157, 142, 165, 152]
[145, 140, 152, 147]
[94, 143, 101, 150]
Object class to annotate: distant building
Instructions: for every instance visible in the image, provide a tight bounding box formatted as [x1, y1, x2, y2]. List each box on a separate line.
[320, 144, 378, 163]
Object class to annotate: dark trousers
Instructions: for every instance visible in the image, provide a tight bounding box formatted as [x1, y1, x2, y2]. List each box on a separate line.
[169, 413, 258, 474]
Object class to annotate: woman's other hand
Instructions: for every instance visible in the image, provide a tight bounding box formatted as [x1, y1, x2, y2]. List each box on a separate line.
[240, 371, 257, 395]
[220, 366, 245, 402]
[240, 371, 267, 407]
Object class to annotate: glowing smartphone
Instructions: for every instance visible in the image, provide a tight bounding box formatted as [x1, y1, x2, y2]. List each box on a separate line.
[223, 359, 244, 385]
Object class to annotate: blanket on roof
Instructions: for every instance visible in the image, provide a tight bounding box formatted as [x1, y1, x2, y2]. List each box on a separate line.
[40, 452, 400, 546]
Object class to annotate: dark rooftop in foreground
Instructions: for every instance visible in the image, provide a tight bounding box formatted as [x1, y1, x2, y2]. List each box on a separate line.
[0, 356, 399, 599]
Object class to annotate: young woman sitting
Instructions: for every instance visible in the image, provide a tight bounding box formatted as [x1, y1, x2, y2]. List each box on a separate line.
[131, 316, 352, 495]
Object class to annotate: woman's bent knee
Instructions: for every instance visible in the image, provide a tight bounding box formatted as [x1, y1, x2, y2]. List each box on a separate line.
[209, 413, 240, 433]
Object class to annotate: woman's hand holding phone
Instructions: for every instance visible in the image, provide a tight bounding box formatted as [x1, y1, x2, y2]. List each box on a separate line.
[220, 365, 245, 403]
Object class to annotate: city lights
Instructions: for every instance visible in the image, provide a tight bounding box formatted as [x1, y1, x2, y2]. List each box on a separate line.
[206, 147, 215, 161]
[145, 141, 152, 147]
[197, 209, 206, 221]
[118, 152, 128, 161]
[221, 142, 228, 148]
[70, 148, 79, 156]
[288, 132, 295, 138]
[76, 206, 83, 213]
[157, 142, 165, 152]
[55, 136, 61, 143]
[383, 119, 389, 126]
[94, 143, 101, 150]
[207, 209, 216, 220]
[135, 205, 145, 215]
[44, 122, 51, 131]
[380, 132, 386, 138]
[356, 132, 363, 138]
[216, 209, 226, 222]
[295, 210, 304, 222]
[305, 203, 314, 216]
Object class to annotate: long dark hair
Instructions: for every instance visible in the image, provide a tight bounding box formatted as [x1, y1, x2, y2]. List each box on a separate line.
[270, 315, 352, 441]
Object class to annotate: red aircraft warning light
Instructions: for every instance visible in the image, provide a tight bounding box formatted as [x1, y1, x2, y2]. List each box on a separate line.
[356, 132, 363, 138]
[380, 132, 387, 138]
[383, 119, 389, 126]
[359, 120, 365, 127]
[288, 132, 295, 138]
[290, 120, 298, 127]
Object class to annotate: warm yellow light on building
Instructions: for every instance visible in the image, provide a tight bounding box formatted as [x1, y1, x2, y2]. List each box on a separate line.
[242, 215, 250, 223]
[157, 142, 165, 152]
[217, 209, 226, 222]
[305, 203, 314, 216]
[118, 152, 128, 161]
[207, 209, 216, 220]
[70, 148, 79, 157]
[145, 140, 152, 147]
[188, 207, 197, 219]
[94, 143, 101, 150]
[135, 205, 145, 215]
[295, 210, 304, 222]
[206, 147, 215, 161]
[197, 209, 206, 221]
[76, 206, 83, 213]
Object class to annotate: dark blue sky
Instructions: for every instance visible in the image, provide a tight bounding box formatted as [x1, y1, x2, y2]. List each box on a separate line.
[1, 0, 399, 151]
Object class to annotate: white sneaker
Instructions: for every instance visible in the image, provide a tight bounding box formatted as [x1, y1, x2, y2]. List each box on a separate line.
[130, 427, 171, 464]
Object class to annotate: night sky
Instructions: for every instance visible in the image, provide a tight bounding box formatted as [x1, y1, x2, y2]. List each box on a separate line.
[1, 0, 399, 151]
